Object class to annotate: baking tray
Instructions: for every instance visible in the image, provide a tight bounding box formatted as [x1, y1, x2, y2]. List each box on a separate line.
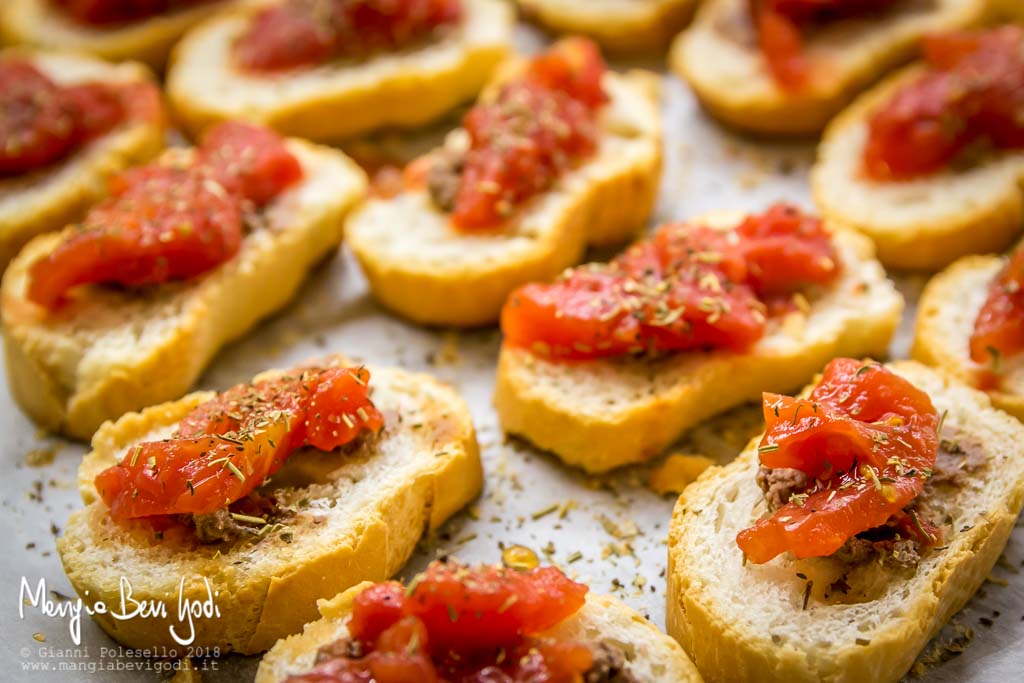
[2, 25, 1022, 682]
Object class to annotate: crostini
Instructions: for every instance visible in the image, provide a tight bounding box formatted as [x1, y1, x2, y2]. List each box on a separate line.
[346, 38, 662, 327]
[670, 0, 989, 135]
[2, 121, 366, 441]
[257, 559, 703, 682]
[167, 0, 513, 143]
[58, 356, 481, 654]
[0, 0, 231, 71]
[813, 25, 1024, 271]
[0, 49, 164, 272]
[913, 244, 1024, 420]
[667, 357, 1024, 683]
[494, 203, 902, 473]
[516, 0, 697, 52]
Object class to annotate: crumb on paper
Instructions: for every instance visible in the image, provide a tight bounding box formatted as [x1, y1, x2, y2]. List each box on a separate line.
[25, 447, 59, 467]
[649, 454, 716, 495]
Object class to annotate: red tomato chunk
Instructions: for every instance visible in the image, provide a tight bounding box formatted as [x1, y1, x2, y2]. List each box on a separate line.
[287, 561, 593, 683]
[234, 0, 463, 72]
[970, 244, 1024, 375]
[864, 26, 1024, 181]
[54, 0, 214, 26]
[750, 0, 899, 91]
[737, 358, 940, 564]
[94, 366, 383, 520]
[0, 59, 138, 176]
[450, 38, 607, 230]
[26, 121, 302, 309]
[501, 203, 839, 360]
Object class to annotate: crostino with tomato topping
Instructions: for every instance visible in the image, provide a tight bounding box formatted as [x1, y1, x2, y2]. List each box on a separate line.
[495, 203, 902, 472]
[913, 241, 1024, 422]
[0, 0, 231, 70]
[670, 0, 988, 135]
[346, 38, 663, 327]
[0, 50, 164, 272]
[166, 0, 512, 142]
[814, 25, 1024, 270]
[2, 121, 367, 440]
[59, 355, 482, 654]
[257, 559, 703, 683]
[667, 359, 1024, 683]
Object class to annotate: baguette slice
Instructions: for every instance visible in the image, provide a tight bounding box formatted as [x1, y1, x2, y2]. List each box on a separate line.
[166, 0, 513, 143]
[669, 0, 988, 135]
[346, 69, 662, 328]
[813, 65, 1024, 271]
[494, 212, 902, 473]
[0, 0, 232, 71]
[912, 253, 1024, 420]
[666, 360, 1024, 683]
[256, 580, 703, 683]
[59, 357, 482, 655]
[0, 50, 164, 273]
[1, 139, 366, 441]
[516, 0, 697, 52]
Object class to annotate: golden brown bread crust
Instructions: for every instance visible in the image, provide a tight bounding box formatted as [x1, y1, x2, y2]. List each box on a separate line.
[516, 0, 697, 52]
[59, 358, 482, 654]
[813, 65, 1024, 271]
[166, 0, 513, 142]
[0, 0, 233, 71]
[666, 361, 1024, 683]
[494, 219, 902, 473]
[669, 0, 990, 135]
[2, 139, 366, 440]
[345, 69, 663, 328]
[0, 50, 165, 273]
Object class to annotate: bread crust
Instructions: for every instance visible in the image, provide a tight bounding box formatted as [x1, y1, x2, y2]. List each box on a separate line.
[346, 70, 663, 328]
[813, 65, 1024, 271]
[0, 0, 231, 71]
[494, 215, 902, 473]
[0, 50, 165, 273]
[666, 360, 1024, 683]
[669, 0, 989, 135]
[912, 254, 1024, 420]
[516, 0, 697, 52]
[166, 0, 513, 142]
[256, 580, 704, 682]
[58, 358, 482, 655]
[1, 139, 367, 441]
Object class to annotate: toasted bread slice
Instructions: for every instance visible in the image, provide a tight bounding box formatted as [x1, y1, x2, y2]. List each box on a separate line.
[166, 0, 513, 143]
[59, 357, 481, 654]
[0, 0, 231, 71]
[669, 0, 988, 135]
[1, 139, 366, 441]
[0, 50, 164, 273]
[256, 579, 703, 683]
[494, 212, 902, 473]
[346, 70, 662, 328]
[912, 254, 1024, 420]
[666, 360, 1024, 683]
[813, 65, 1024, 271]
[516, 0, 697, 52]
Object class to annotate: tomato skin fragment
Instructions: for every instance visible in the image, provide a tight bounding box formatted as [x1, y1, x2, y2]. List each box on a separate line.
[291, 561, 593, 683]
[54, 0, 213, 26]
[94, 366, 382, 521]
[863, 26, 1024, 181]
[736, 358, 940, 564]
